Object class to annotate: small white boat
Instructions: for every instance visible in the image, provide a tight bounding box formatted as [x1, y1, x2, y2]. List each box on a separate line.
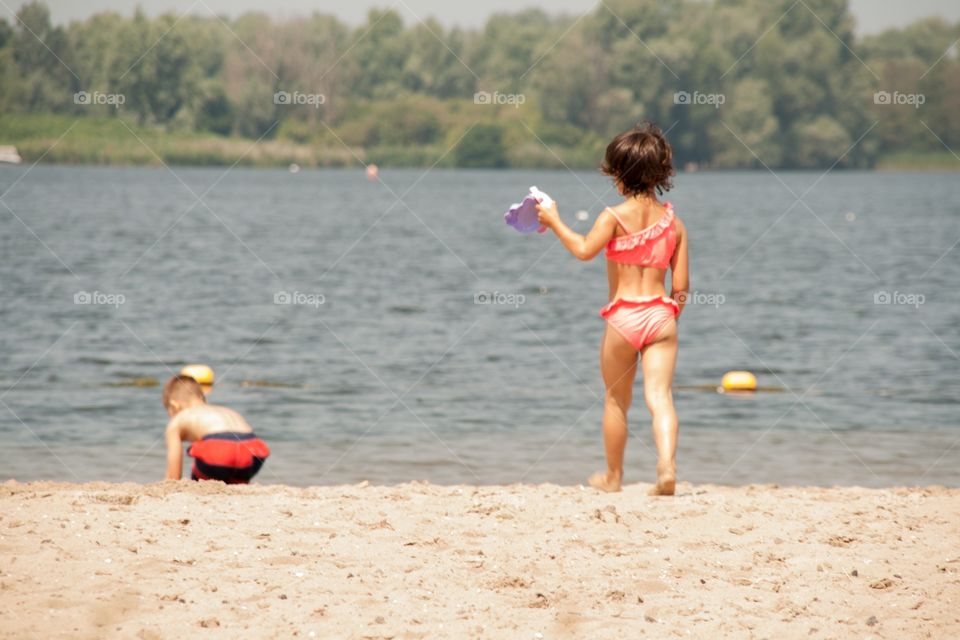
[0, 145, 23, 164]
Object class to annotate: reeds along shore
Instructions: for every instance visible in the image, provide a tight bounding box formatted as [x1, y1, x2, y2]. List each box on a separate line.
[4, 114, 960, 171]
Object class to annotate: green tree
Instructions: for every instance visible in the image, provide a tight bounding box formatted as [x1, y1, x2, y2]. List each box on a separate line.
[789, 115, 852, 168]
[469, 10, 567, 93]
[12, 1, 73, 110]
[0, 18, 12, 50]
[348, 10, 407, 99]
[367, 95, 444, 146]
[400, 20, 474, 98]
[195, 85, 234, 135]
[708, 78, 782, 168]
[923, 59, 960, 150]
[455, 123, 506, 167]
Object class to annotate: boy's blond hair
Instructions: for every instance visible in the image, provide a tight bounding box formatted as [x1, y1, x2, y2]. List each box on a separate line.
[162, 375, 205, 410]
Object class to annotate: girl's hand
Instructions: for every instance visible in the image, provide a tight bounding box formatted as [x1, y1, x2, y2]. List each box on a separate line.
[536, 201, 560, 229]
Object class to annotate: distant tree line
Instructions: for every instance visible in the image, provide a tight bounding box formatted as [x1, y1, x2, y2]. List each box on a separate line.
[0, 0, 957, 168]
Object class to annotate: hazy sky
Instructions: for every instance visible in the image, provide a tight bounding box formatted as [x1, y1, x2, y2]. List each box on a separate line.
[3, 0, 959, 34]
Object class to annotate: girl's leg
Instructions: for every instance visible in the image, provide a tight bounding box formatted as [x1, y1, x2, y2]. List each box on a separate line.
[640, 320, 679, 495]
[589, 326, 639, 492]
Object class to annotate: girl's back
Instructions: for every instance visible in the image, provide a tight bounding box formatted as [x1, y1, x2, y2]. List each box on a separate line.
[605, 198, 684, 302]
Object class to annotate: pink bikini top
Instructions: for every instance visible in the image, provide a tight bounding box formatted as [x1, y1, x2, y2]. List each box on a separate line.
[604, 203, 677, 268]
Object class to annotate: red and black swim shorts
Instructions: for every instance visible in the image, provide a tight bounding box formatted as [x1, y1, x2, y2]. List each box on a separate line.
[188, 432, 270, 484]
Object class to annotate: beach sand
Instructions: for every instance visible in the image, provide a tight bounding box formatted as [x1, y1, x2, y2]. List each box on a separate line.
[1, 480, 957, 639]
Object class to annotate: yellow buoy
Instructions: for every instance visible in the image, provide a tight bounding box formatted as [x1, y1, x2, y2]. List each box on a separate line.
[721, 370, 757, 392]
[180, 364, 215, 395]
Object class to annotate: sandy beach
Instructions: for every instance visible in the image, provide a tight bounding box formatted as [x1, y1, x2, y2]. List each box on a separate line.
[1, 480, 958, 639]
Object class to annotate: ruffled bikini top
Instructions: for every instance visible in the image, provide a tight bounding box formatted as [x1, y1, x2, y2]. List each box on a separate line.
[604, 202, 677, 268]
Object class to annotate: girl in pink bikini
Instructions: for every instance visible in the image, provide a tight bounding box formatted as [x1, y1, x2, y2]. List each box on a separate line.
[537, 123, 689, 495]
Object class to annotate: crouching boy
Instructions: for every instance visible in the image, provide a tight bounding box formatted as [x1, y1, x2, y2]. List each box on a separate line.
[162, 375, 269, 484]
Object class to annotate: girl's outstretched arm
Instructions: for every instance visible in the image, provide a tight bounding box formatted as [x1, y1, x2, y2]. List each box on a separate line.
[537, 201, 618, 261]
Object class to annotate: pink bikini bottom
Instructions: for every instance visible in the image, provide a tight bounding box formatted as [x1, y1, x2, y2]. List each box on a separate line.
[599, 296, 679, 350]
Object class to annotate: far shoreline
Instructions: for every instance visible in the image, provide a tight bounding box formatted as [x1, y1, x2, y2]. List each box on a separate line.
[2, 114, 958, 173]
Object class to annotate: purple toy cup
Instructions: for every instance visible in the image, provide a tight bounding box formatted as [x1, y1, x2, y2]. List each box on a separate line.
[504, 195, 547, 234]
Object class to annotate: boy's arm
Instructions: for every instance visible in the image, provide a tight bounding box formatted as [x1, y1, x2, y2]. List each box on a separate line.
[537, 202, 618, 261]
[164, 417, 184, 480]
[670, 218, 690, 317]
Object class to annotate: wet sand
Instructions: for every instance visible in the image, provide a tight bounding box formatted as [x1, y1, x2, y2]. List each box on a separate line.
[1, 480, 958, 638]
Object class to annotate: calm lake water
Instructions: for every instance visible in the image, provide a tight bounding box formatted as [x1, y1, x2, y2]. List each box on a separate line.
[1, 166, 957, 487]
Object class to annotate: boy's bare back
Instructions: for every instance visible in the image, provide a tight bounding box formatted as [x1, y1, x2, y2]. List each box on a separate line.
[166, 404, 253, 443]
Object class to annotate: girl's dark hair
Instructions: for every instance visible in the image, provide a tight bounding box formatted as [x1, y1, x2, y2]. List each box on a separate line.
[601, 122, 675, 196]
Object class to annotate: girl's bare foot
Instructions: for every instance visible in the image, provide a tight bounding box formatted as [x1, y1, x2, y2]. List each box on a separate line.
[649, 461, 676, 496]
[648, 474, 675, 496]
[588, 471, 622, 492]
